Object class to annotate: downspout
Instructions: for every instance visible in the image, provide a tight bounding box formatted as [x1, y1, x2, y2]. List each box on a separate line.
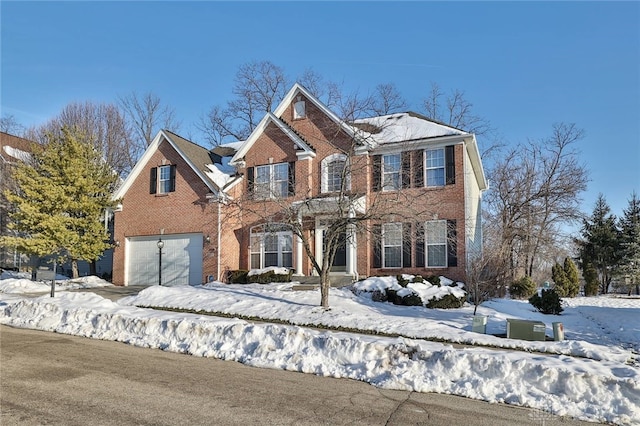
[217, 196, 222, 282]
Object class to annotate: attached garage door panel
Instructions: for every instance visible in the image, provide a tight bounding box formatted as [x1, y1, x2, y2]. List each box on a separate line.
[126, 234, 203, 286]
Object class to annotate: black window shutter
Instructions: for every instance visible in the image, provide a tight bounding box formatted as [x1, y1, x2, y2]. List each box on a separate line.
[415, 222, 425, 268]
[150, 167, 157, 194]
[372, 155, 381, 192]
[402, 222, 412, 268]
[372, 224, 382, 268]
[288, 162, 295, 196]
[247, 167, 254, 194]
[447, 219, 458, 267]
[445, 145, 455, 185]
[401, 152, 411, 189]
[169, 165, 177, 192]
[413, 150, 424, 187]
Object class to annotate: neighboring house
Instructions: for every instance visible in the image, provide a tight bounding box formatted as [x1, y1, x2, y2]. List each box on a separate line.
[1, 131, 115, 277]
[1, 131, 37, 269]
[111, 83, 487, 286]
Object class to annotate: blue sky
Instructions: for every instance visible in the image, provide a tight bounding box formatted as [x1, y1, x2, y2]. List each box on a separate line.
[1, 1, 639, 218]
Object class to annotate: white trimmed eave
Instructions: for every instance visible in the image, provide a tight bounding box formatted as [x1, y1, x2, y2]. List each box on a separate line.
[229, 112, 316, 166]
[464, 135, 488, 191]
[360, 133, 469, 156]
[274, 83, 359, 141]
[112, 130, 221, 202]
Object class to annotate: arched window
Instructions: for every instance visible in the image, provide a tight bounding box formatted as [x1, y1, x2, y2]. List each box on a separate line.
[250, 224, 293, 269]
[321, 153, 350, 193]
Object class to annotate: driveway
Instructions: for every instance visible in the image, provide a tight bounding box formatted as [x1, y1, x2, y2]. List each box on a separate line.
[68, 284, 152, 301]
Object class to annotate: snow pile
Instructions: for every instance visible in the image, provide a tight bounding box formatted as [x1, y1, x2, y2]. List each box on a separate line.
[247, 266, 290, 277]
[0, 275, 112, 294]
[0, 293, 637, 425]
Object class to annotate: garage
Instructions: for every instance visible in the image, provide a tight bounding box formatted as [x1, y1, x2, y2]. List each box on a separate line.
[126, 233, 203, 286]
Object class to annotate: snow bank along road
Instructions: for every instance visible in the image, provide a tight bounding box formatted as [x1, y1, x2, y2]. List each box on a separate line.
[1, 325, 595, 426]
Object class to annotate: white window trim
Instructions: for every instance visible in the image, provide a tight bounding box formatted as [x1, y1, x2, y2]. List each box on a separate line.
[250, 225, 293, 269]
[158, 165, 171, 194]
[382, 222, 403, 269]
[382, 153, 401, 191]
[321, 153, 350, 193]
[425, 148, 445, 188]
[255, 163, 289, 198]
[425, 220, 447, 268]
[293, 100, 306, 119]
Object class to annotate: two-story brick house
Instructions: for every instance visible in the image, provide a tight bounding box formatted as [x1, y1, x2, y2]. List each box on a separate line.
[111, 83, 486, 286]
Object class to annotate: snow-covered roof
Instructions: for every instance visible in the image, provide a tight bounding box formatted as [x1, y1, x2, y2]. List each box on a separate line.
[2, 145, 31, 162]
[352, 112, 467, 146]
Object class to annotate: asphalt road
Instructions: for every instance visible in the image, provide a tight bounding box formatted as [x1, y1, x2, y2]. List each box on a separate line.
[0, 325, 596, 426]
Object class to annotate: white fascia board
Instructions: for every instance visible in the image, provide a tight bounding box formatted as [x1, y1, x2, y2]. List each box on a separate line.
[229, 112, 315, 166]
[274, 83, 359, 140]
[365, 134, 468, 156]
[163, 132, 222, 196]
[112, 130, 166, 200]
[111, 130, 221, 201]
[229, 114, 271, 166]
[465, 135, 488, 191]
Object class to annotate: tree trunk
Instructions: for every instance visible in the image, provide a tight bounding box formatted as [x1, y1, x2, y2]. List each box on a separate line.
[320, 273, 330, 308]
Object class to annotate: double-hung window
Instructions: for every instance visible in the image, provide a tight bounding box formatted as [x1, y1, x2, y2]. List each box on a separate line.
[382, 153, 401, 191]
[255, 163, 289, 198]
[382, 223, 402, 268]
[426, 148, 445, 187]
[150, 164, 176, 194]
[250, 225, 293, 269]
[425, 220, 447, 267]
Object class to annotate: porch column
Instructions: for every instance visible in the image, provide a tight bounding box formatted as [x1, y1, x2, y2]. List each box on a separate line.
[346, 209, 357, 279]
[295, 211, 303, 276]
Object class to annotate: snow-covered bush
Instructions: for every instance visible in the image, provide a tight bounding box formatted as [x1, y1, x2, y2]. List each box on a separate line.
[353, 275, 466, 309]
[247, 267, 292, 284]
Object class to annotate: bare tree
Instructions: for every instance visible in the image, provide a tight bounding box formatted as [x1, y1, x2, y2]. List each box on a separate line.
[422, 83, 492, 136]
[1, 114, 26, 136]
[118, 91, 180, 161]
[484, 123, 588, 285]
[199, 61, 410, 147]
[25, 102, 135, 177]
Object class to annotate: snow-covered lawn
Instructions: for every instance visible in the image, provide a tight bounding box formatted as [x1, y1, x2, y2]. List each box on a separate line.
[1, 272, 638, 425]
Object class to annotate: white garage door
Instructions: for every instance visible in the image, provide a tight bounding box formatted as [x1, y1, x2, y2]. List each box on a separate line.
[126, 233, 203, 286]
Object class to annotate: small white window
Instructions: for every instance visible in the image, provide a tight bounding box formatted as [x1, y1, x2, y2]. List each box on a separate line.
[293, 100, 306, 119]
[158, 165, 172, 194]
[382, 153, 401, 191]
[426, 220, 447, 267]
[426, 148, 445, 187]
[383, 223, 402, 268]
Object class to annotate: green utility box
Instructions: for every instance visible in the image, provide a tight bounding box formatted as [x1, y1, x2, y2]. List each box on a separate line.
[506, 319, 546, 341]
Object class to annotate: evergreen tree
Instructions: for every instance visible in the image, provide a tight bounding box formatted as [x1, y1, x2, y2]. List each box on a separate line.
[617, 192, 640, 295]
[563, 257, 580, 297]
[583, 262, 599, 296]
[1, 127, 118, 278]
[551, 261, 569, 296]
[577, 194, 621, 294]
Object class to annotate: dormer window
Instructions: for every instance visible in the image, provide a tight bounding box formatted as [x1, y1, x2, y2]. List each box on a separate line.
[293, 100, 306, 119]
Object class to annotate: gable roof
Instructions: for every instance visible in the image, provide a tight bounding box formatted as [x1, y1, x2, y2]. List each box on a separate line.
[230, 83, 363, 165]
[229, 111, 316, 166]
[112, 130, 232, 200]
